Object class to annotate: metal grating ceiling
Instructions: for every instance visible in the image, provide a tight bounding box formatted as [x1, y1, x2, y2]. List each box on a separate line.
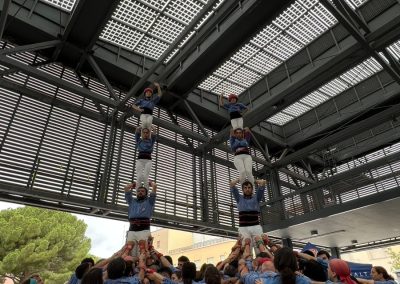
[199, 0, 343, 95]
[40, 0, 77, 11]
[198, 0, 370, 97]
[99, 0, 225, 61]
[267, 57, 383, 125]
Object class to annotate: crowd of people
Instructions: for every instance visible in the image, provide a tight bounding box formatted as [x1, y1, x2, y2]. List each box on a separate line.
[19, 86, 398, 284]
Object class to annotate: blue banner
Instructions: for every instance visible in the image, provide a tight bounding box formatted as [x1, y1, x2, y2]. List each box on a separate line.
[347, 262, 372, 279]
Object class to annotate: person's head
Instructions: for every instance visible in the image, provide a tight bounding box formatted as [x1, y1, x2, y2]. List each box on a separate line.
[301, 259, 327, 281]
[317, 250, 331, 261]
[164, 255, 173, 266]
[136, 186, 148, 200]
[182, 262, 196, 280]
[142, 128, 151, 139]
[81, 268, 104, 284]
[274, 247, 298, 284]
[233, 128, 243, 139]
[204, 266, 221, 284]
[81, 258, 95, 266]
[228, 94, 238, 104]
[24, 274, 43, 284]
[223, 265, 237, 277]
[158, 267, 172, 279]
[371, 266, 394, 281]
[261, 260, 275, 273]
[171, 271, 182, 282]
[144, 87, 153, 98]
[241, 181, 253, 197]
[76, 263, 92, 280]
[328, 259, 355, 284]
[177, 255, 190, 269]
[107, 257, 126, 280]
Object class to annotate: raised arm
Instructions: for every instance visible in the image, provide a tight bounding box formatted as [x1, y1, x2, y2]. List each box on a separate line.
[219, 93, 224, 108]
[255, 179, 266, 201]
[131, 103, 143, 113]
[150, 181, 157, 194]
[154, 82, 162, 98]
[124, 183, 135, 204]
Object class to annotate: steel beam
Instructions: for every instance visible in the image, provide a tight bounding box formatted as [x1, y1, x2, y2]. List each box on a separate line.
[275, 88, 400, 167]
[0, 0, 11, 41]
[0, 40, 61, 56]
[321, 0, 400, 85]
[164, 0, 291, 94]
[183, 99, 209, 137]
[119, 0, 220, 107]
[87, 55, 120, 103]
[0, 54, 117, 107]
[284, 70, 395, 147]
[198, 2, 400, 152]
[269, 147, 400, 204]
[263, 186, 400, 232]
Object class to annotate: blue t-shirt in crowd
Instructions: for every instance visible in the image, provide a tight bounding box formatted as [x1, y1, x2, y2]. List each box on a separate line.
[105, 276, 140, 284]
[257, 273, 312, 284]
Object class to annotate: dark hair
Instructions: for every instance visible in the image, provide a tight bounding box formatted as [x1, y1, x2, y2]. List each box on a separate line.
[204, 266, 221, 284]
[76, 263, 91, 279]
[107, 257, 126, 280]
[123, 260, 134, 277]
[21, 278, 36, 284]
[178, 255, 190, 263]
[302, 250, 315, 257]
[241, 181, 253, 190]
[317, 250, 331, 259]
[158, 267, 173, 278]
[164, 255, 173, 266]
[81, 258, 95, 266]
[81, 268, 103, 284]
[223, 265, 237, 277]
[301, 259, 327, 281]
[182, 262, 196, 284]
[274, 247, 298, 284]
[257, 252, 269, 258]
[172, 270, 182, 280]
[373, 266, 394, 280]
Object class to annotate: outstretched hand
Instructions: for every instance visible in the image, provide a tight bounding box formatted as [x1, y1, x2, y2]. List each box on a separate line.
[123, 183, 135, 192]
[230, 178, 239, 187]
[256, 179, 267, 187]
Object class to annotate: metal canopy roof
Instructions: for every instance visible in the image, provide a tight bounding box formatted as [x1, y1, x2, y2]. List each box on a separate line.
[1, 0, 400, 251]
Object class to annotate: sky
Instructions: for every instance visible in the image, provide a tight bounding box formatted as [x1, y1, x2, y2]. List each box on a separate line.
[0, 200, 129, 258]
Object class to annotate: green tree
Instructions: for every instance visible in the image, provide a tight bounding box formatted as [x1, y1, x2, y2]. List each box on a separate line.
[387, 248, 400, 271]
[0, 207, 91, 284]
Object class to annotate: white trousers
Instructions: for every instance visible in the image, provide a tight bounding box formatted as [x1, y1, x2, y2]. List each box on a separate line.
[233, 154, 254, 185]
[140, 114, 153, 129]
[136, 159, 152, 188]
[231, 117, 243, 130]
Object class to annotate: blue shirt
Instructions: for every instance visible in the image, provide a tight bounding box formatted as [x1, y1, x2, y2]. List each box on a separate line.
[230, 132, 251, 152]
[135, 132, 156, 153]
[135, 96, 161, 111]
[258, 273, 312, 284]
[242, 272, 277, 284]
[231, 186, 265, 212]
[223, 102, 247, 113]
[105, 276, 140, 284]
[68, 274, 78, 284]
[125, 192, 156, 219]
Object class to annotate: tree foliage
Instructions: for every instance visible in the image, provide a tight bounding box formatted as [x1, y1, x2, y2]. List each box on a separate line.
[0, 207, 91, 283]
[387, 248, 400, 271]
